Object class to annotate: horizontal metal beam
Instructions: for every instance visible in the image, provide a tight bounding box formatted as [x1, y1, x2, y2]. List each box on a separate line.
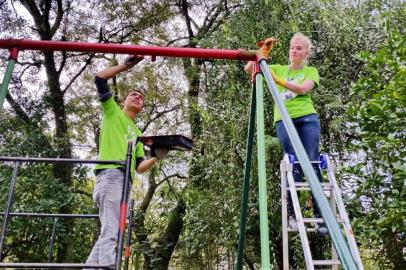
[0, 156, 124, 165]
[0, 39, 257, 61]
[0, 212, 98, 218]
[0, 263, 114, 269]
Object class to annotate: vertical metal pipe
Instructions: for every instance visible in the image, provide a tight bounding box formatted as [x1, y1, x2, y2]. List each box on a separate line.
[124, 200, 135, 270]
[259, 60, 358, 270]
[0, 162, 19, 260]
[325, 155, 364, 270]
[115, 142, 133, 270]
[280, 160, 289, 270]
[328, 159, 339, 270]
[255, 73, 271, 269]
[0, 48, 19, 110]
[236, 83, 256, 270]
[0, 60, 16, 110]
[285, 159, 315, 270]
[48, 217, 58, 262]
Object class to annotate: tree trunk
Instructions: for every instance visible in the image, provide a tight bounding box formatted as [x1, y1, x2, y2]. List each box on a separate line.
[20, 0, 74, 262]
[383, 232, 406, 270]
[152, 199, 185, 269]
[182, 58, 203, 139]
[134, 173, 186, 270]
[42, 36, 74, 266]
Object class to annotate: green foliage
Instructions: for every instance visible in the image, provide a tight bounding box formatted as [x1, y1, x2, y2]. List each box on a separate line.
[1, 0, 405, 268]
[179, 62, 254, 266]
[0, 0, 177, 265]
[345, 6, 406, 268]
[0, 108, 96, 260]
[0, 160, 96, 262]
[180, 0, 406, 268]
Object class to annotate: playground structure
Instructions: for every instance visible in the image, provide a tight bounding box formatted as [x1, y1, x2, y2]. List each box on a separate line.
[0, 39, 362, 269]
[0, 145, 135, 269]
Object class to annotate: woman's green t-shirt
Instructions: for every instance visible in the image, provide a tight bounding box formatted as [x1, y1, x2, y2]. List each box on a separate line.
[269, 64, 319, 123]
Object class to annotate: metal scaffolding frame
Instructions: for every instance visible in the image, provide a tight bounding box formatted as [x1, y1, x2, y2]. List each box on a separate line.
[0, 143, 134, 269]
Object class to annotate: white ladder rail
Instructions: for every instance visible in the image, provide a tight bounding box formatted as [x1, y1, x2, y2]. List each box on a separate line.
[329, 170, 339, 270]
[283, 155, 315, 270]
[323, 154, 364, 270]
[281, 160, 289, 270]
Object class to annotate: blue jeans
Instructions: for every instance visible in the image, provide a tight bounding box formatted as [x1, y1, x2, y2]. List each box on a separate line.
[275, 113, 322, 218]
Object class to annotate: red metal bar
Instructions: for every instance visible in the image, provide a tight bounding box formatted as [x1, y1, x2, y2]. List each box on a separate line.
[251, 57, 261, 82]
[0, 39, 256, 61]
[8, 47, 20, 60]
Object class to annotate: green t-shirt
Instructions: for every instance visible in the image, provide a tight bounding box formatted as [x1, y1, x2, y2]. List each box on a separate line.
[269, 64, 319, 123]
[95, 97, 145, 179]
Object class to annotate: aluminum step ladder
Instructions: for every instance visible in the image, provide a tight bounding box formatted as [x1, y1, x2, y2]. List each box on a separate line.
[281, 153, 364, 270]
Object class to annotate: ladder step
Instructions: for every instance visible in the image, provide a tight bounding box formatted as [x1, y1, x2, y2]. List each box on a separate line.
[313, 260, 341, 266]
[0, 263, 114, 269]
[291, 161, 321, 164]
[287, 227, 318, 232]
[288, 182, 332, 191]
[303, 217, 344, 223]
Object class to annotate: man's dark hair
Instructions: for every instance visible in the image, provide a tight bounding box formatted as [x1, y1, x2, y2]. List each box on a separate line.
[123, 89, 145, 102]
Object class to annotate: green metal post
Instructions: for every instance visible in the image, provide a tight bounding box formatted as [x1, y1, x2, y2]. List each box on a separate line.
[0, 59, 16, 110]
[256, 73, 271, 269]
[259, 59, 358, 270]
[236, 83, 256, 270]
[0, 48, 19, 111]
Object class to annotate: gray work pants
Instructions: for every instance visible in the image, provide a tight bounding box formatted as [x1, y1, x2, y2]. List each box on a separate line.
[85, 168, 129, 269]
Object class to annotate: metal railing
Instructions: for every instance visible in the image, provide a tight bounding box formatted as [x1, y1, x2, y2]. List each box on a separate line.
[0, 142, 135, 269]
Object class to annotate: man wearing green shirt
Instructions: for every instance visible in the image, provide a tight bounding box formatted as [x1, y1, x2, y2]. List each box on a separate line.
[85, 55, 168, 268]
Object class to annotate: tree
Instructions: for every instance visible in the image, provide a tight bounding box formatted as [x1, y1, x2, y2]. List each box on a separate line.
[345, 6, 406, 268]
[174, 0, 404, 268]
[1, 0, 404, 268]
[129, 1, 246, 268]
[0, 0, 175, 263]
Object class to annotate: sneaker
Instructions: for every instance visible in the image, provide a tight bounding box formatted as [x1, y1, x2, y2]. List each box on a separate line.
[315, 224, 328, 235]
[289, 216, 299, 230]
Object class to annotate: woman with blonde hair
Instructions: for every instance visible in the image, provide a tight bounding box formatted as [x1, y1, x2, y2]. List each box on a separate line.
[245, 32, 327, 234]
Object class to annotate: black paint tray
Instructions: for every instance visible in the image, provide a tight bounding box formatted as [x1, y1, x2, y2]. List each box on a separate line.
[138, 135, 193, 151]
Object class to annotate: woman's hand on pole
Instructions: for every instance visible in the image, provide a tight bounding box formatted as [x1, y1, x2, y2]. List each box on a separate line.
[256, 37, 277, 60]
[270, 70, 286, 87]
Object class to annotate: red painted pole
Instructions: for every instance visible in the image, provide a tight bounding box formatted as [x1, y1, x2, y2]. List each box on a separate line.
[0, 39, 256, 61]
